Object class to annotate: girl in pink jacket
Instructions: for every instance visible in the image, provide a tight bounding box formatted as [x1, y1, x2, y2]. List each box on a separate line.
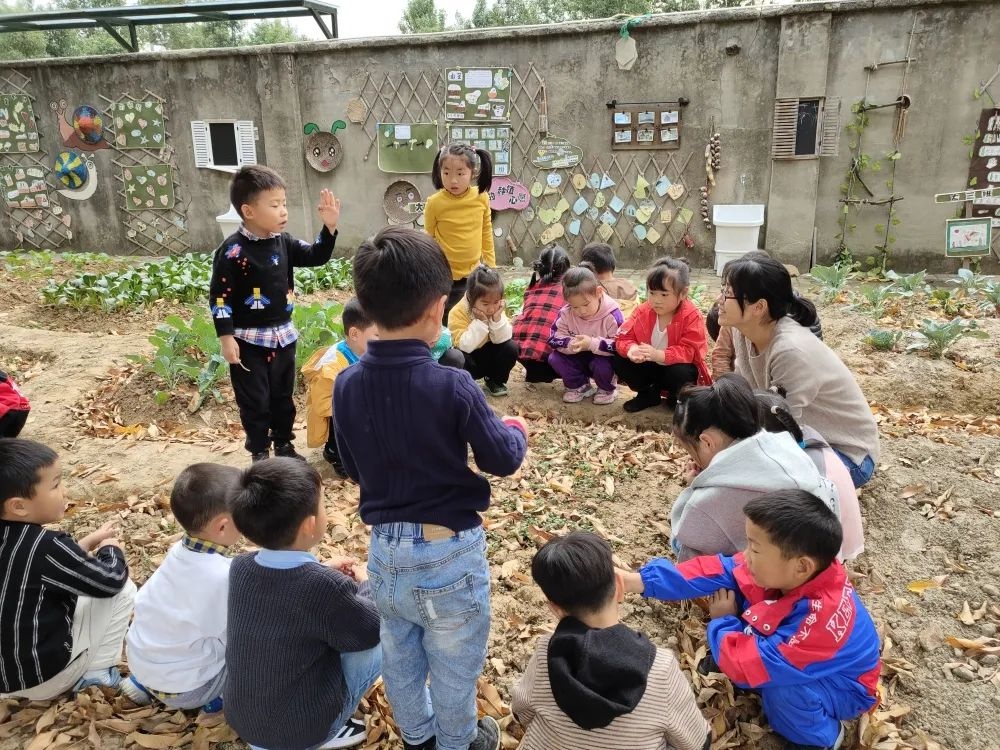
[547, 267, 624, 405]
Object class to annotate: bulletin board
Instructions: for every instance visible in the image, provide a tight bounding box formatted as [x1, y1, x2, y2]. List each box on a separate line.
[609, 104, 682, 151]
[376, 122, 438, 173]
[444, 67, 512, 122]
[0, 94, 40, 153]
[0, 164, 49, 208]
[447, 123, 513, 176]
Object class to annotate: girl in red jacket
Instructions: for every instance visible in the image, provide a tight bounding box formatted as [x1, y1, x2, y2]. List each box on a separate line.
[613, 258, 712, 412]
[0, 370, 30, 437]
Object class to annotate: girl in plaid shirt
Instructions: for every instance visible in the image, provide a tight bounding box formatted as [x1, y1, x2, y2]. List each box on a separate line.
[512, 245, 570, 384]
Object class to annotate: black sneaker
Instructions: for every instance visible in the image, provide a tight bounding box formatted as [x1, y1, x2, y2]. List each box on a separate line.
[484, 378, 509, 397]
[318, 717, 367, 748]
[323, 443, 347, 477]
[623, 390, 662, 413]
[403, 737, 437, 750]
[251, 451, 270, 463]
[468, 716, 500, 750]
[274, 442, 306, 461]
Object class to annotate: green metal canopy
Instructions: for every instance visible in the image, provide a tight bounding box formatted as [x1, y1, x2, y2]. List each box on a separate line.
[0, 0, 338, 52]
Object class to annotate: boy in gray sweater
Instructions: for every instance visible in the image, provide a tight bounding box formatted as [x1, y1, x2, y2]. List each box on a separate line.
[225, 458, 381, 750]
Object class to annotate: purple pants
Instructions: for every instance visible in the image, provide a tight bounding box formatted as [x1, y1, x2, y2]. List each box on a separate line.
[548, 351, 616, 391]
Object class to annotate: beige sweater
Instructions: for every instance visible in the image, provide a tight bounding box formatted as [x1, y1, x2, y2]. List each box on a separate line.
[511, 635, 710, 750]
[733, 317, 879, 464]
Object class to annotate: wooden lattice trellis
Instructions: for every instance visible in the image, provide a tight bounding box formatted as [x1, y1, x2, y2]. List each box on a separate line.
[101, 90, 191, 257]
[353, 64, 698, 257]
[0, 70, 72, 250]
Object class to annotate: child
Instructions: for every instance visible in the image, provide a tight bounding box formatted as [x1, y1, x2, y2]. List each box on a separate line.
[333, 226, 528, 750]
[225, 458, 381, 750]
[670, 374, 837, 561]
[301, 298, 379, 474]
[512, 245, 571, 384]
[424, 143, 495, 321]
[613, 258, 711, 413]
[123, 463, 242, 710]
[447, 264, 518, 397]
[0, 369, 30, 437]
[579, 242, 639, 316]
[755, 387, 864, 560]
[511, 531, 711, 750]
[0, 438, 135, 700]
[209, 165, 342, 463]
[547, 267, 623, 405]
[624, 490, 881, 750]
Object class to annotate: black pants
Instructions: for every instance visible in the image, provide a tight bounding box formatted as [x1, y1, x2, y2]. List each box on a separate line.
[0, 409, 29, 438]
[443, 278, 468, 324]
[612, 355, 698, 401]
[445, 340, 518, 384]
[230, 339, 297, 454]
[519, 357, 559, 384]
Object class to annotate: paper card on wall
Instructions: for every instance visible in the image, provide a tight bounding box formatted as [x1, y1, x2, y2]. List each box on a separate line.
[635, 206, 653, 224]
[568, 218, 581, 235]
[546, 172, 562, 188]
[633, 225, 647, 241]
[487, 177, 531, 211]
[589, 173, 602, 189]
[601, 210, 618, 226]
[594, 192, 606, 208]
[660, 209, 672, 224]
[625, 203, 637, 218]
[572, 196, 589, 215]
[599, 174, 616, 189]
[572, 173, 588, 191]
[539, 222, 565, 244]
[394, 124, 411, 140]
[587, 206, 600, 221]
[666, 183, 685, 201]
[634, 175, 649, 199]
[655, 176, 672, 197]
[609, 195, 625, 213]
[677, 207, 694, 225]
[530, 181, 544, 197]
[543, 184, 559, 195]
[537, 208, 553, 224]
[646, 228, 661, 244]
[554, 197, 570, 217]
[597, 222, 614, 241]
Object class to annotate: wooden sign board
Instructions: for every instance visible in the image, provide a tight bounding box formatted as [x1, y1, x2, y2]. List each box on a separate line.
[610, 105, 681, 151]
[934, 186, 1000, 203]
[968, 108, 1000, 227]
[444, 67, 512, 122]
[945, 217, 992, 258]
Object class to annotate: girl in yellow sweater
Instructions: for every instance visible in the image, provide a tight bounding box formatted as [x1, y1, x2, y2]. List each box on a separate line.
[425, 143, 495, 321]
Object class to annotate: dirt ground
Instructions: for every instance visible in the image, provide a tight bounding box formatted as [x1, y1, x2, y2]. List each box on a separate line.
[1, 261, 999, 750]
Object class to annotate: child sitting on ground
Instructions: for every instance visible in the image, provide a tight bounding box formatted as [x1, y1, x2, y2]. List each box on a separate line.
[225, 458, 381, 750]
[755, 387, 864, 560]
[0, 438, 135, 700]
[513, 245, 571, 384]
[446, 264, 519, 397]
[0, 370, 30, 437]
[511, 531, 711, 750]
[547, 267, 623, 405]
[334, 226, 528, 750]
[301, 298, 379, 474]
[123, 463, 242, 710]
[209, 165, 342, 463]
[613, 258, 711, 413]
[580, 242, 639, 317]
[624, 490, 881, 750]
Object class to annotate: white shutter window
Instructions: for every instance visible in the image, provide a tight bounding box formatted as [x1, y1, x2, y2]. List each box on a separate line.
[191, 120, 213, 168]
[819, 97, 841, 157]
[235, 121, 257, 166]
[771, 99, 799, 160]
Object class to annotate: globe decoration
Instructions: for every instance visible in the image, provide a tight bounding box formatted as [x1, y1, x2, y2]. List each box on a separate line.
[71, 105, 104, 145]
[54, 150, 89, 189]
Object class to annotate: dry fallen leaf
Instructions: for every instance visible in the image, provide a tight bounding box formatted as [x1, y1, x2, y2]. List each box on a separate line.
[906, 576, 947, 596]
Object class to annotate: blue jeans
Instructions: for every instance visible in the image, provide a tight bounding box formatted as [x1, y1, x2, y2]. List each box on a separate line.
[833, 449, 876, 488]
[248, 646, 382, 750]
[368, 523, 490, 750]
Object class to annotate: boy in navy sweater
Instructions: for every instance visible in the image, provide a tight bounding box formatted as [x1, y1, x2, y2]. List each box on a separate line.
[333, 226, 527, 750]
[209, 165, 342, 463]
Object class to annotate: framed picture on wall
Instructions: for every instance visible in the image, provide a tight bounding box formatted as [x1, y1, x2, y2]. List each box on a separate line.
[610, 103, 683, 150]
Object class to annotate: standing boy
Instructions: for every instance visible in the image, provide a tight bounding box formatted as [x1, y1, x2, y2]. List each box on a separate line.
[333, 227, 528, 750]
[209, 165, 342, 462]
[0, 438, 135, 700]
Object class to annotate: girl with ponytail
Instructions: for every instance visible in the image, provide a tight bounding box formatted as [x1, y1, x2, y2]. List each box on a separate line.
[720, 255, 880, 487]
[668, 374, 838, 561]
[512, 245, 571, 383]
[425, 143, 496, 321]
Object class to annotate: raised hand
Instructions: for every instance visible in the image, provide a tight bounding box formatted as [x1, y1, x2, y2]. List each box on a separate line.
[317, 189, 341, 231]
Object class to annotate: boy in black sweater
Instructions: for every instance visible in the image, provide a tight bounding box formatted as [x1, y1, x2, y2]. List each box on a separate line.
[209, 165, 342, 462]
[0, 439, 135, 700]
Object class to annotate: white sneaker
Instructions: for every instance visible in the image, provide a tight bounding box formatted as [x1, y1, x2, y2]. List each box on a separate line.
[319, 718, 367, 749]
[73, 666, 122, 692]
[119, 674, 153, 705]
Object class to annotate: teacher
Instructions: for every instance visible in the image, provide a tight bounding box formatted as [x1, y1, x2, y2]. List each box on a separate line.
[719, 256, 879, 487]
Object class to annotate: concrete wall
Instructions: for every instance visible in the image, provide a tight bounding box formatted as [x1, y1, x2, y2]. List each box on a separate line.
[0, 0, 997, 271]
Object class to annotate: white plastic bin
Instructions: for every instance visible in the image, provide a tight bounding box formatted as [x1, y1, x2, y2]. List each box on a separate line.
[713, 204, 765, 276]
[216, 205, 243, 240]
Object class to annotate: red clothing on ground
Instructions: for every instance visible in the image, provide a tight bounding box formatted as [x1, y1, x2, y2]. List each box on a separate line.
[614, 299, 712, 385]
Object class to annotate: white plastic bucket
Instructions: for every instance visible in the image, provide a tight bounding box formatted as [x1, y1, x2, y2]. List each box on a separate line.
[713, 204, 765, 276]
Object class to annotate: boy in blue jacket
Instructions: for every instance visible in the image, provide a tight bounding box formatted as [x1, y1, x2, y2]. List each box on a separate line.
[623, 489, 880, 750]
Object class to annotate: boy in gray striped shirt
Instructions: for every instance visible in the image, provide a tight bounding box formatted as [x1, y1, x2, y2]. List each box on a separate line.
[0, 438, 135, 701]
[512, 532, 710, 750]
